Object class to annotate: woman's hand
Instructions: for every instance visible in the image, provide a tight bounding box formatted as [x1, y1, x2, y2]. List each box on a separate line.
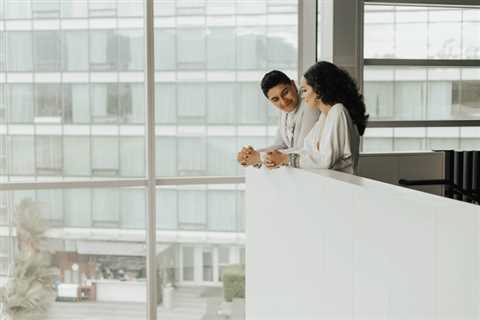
[265, 150, 288, 169]
[236, 145, 261, 167]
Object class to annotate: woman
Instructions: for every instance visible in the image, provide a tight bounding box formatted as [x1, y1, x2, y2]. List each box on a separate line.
[265, 61, 368, 175]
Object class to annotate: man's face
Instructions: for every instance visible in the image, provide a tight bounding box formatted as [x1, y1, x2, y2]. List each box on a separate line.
[266, 81, 299, 113]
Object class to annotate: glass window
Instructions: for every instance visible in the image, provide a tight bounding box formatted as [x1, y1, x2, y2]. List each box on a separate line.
[32, 0, 60, 19]
[267, 27, 297, 68]
[8, 84, 33, 123]
[120, 189, 145, 229]
[207, 137, 237, 176]
[203, 248, 213, 281]
[207, 28, 235, 70]
[236, 27, 267, 70]
[89, 0, 116, 17]
[63, 84, 90, 124]
[238, 83, 267, 124]
[93, 188, 120, 227]
[63, 31, 89, 71]
[120, 137, 145, 177]
[90, 31, 117, 71]
[92, 137, 119, 176]
[207, 83, 236, 124]
[177, 83, 206, 122]
[178, 138, 206, 175]
[179, 189, 206, 230]
[117, 30, 144, 71]
[0, 136, 7, 176]
[364, 67, 480, 121]
[364, 5, 480, 60]
[36, 189, 63, 224]
[35, 84, 62, 120]
[36, 136, 62, 175]
[156, 137, 177, 176]
[208, 191, 236, 231]
[118, 1, 143, 17]
[6, 0, 31, 19]
[122, 83, 145, 124]
[7, 32, 32, 72]
[91, 84, 118, 123]
[0, 32, 5, 72]
[64, 189, 92, 227]
[177, 29, 206, 69]
[157, 188, 177, 230]
[64, 136, 90, 176]
[0, 85, 6, 123]
[156, 83, 177, 124]
[155, 29, 176, 70]
[9, 136, 34, 175]
[182, 246, 194, 281]
[61, 0, 88, 18]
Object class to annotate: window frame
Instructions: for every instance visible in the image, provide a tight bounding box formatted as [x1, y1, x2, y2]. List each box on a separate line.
[363, 0, 480, 128]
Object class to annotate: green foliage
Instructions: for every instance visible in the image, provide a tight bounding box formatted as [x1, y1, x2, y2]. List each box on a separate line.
[222, 264, 245, 302]
[0, 199, 56, 320]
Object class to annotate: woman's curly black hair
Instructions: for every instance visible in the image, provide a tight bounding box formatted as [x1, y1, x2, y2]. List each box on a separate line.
[304, 61, 369, 136]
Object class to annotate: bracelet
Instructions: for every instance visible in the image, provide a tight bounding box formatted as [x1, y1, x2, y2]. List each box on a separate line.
[288, 153, 300, 168]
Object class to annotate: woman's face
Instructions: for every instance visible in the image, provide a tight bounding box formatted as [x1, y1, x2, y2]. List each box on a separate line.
[300, 78, 319, 109]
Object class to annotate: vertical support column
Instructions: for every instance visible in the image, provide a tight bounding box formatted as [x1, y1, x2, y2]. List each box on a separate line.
[145, 0, 157, 319]
[298, 0, 318, 80]
[332, 0, 364, 90]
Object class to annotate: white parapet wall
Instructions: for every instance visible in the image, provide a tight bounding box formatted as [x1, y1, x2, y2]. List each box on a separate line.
[246, 167, 480, 320]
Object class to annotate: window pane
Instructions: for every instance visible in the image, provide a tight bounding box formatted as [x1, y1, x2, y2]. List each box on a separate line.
[63, 84, 90, 123]
[120, 137, 145, 177]
[34, 31, 61, 71]
[365, 66, 480, 121]
[364, 5, 480, 59]
[63, 31, 89, 71]
[7, 32, 32, 71]
[6, 0, 31, 19]
[61, 1, 88, 18]
[64, 136, 90, 176]
[35, 84, 62, 121]
[208, 191, 236, 231]
[36, 136, 63, 175]
[9, 136, 34, 175]
[92, 137, 119, 176]
[8, 84, 33, 123]
[362, 127, 480, 152]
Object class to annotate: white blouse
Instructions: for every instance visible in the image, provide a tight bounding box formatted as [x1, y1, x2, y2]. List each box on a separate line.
[294, 103, 360, 174]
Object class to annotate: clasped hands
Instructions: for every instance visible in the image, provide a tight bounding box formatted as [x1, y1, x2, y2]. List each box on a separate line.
[237, 145, 288, 169]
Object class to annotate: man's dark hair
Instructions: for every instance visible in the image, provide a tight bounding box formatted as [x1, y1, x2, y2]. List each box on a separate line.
[260, 70, 291, 97]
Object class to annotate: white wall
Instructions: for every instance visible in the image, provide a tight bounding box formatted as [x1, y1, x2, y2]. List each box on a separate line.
[246, 167, 479, 320]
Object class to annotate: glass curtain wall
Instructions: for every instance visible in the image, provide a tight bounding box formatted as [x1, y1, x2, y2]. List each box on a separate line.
[0, 0, 298, 319]
[362, 3, 480, 152]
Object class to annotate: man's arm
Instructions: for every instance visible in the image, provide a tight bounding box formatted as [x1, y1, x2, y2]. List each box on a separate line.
[294, 104, 321, 148]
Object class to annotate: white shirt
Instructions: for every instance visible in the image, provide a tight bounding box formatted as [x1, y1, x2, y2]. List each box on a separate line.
[268, 100, 321, 152]
[296, 103, 360, 174]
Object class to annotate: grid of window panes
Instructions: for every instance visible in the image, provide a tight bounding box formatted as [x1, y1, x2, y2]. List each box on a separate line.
[154, 0, 297, 176]
[363, 4, 480, 152]
[0, 1, 295, 316]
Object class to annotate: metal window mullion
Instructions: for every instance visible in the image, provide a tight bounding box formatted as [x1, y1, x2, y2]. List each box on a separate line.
[364, 58, 480, 67]
[368, 119, 480, 128]
[144, 0, 157, 318]
[364, 0, 480, 6]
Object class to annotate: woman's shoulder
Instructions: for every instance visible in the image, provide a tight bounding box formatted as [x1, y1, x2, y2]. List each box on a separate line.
[328, 103, 350, 119]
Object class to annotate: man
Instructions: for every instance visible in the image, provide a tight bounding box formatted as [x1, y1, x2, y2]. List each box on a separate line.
[237, 70, 320, 168]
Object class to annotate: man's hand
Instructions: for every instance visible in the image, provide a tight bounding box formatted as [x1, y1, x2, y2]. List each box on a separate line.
[265, 150, 288, 169]
[236, 145, 261, 167]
